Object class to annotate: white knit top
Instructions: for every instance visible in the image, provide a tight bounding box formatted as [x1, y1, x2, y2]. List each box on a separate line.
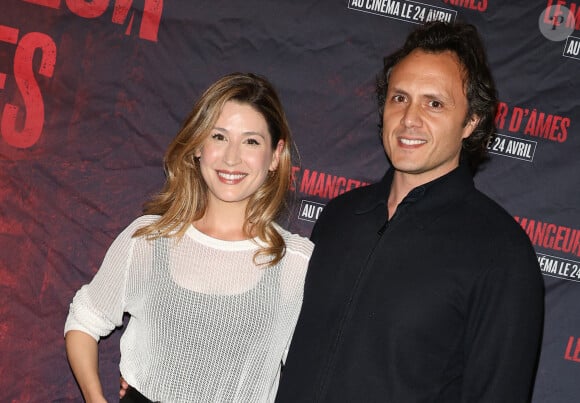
[64, 215, 313, 402]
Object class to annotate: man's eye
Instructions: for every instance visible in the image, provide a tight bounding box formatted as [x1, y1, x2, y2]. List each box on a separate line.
[429, 100, 443, 108]
[245, 138, 260, 146]
[392, 95, 405, 103]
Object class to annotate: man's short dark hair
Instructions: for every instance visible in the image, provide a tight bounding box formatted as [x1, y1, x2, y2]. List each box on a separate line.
[377, 21, 498, 173]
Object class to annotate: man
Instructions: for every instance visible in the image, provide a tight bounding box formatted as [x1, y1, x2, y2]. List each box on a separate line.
[275, 22, 544, 402]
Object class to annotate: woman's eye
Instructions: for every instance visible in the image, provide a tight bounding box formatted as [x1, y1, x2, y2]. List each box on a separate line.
[211, 133, 226, 141]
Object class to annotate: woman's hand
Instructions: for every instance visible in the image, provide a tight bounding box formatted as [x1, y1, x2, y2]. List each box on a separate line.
[119, 376, 129, 399]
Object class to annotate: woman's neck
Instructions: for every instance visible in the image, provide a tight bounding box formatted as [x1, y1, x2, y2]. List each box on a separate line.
[193, 200, 250, 241]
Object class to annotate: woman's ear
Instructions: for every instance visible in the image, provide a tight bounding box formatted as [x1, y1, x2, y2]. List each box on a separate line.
[269, 140, 284, 171]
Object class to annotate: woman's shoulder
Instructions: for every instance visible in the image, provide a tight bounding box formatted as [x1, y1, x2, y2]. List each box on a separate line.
[117, 215, 162, 239]
[274, 223, 314, 259]
[121, 214, 160, 229]
[128, 214, 162, 228]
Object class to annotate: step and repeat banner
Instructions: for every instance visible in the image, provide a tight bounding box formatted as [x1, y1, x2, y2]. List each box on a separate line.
[1, 0, 579, 401]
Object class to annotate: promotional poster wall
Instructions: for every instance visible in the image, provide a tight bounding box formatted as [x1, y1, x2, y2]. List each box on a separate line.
[1, 0, 579, 401]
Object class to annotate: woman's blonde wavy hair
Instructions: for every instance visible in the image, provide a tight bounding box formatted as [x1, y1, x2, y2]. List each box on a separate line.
[134, 72, 294, 267]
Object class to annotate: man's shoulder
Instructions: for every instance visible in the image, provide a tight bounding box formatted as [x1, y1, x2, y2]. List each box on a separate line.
[324, 181, 382, 213]
[309, 182, 384, 244]
[464, 189, 531, 243]
[467, 190, 517, 222]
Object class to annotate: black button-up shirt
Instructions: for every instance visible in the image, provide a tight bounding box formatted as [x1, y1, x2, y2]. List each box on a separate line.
[277, 165, 544, 403]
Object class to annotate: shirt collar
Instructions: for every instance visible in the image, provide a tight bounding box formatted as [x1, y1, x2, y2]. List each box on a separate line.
[354, 163, 475, 216]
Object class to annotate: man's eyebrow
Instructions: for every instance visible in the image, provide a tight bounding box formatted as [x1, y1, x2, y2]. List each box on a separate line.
[388, 86, 408, 94]
[389, 87, 453, 102]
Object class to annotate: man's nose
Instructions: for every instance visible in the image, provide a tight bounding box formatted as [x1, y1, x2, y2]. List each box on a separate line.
[401, 102, 422, 128]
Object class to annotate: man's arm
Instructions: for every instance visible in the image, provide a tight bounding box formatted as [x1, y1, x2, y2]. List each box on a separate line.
[462, 250, 544, 402]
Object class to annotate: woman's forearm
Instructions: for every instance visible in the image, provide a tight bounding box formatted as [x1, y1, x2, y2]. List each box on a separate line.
[65, 330, 107, 403]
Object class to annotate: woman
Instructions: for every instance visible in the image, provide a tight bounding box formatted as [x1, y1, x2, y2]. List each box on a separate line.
[64, 73, 313, 402]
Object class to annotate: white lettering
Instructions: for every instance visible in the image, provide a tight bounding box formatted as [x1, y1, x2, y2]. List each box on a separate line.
[566, 39, 580, 56]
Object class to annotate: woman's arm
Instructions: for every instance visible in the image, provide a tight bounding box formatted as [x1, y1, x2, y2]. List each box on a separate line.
[65, 330, 107, 403]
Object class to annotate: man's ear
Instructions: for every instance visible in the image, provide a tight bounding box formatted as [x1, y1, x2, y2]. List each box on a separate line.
[462, 115, 480, 139]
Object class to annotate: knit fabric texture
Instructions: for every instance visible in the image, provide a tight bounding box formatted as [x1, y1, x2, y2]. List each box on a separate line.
[65, 215, 313, 402]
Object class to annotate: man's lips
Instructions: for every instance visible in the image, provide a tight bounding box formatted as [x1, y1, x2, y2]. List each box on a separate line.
[399, 137, 427, 146]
